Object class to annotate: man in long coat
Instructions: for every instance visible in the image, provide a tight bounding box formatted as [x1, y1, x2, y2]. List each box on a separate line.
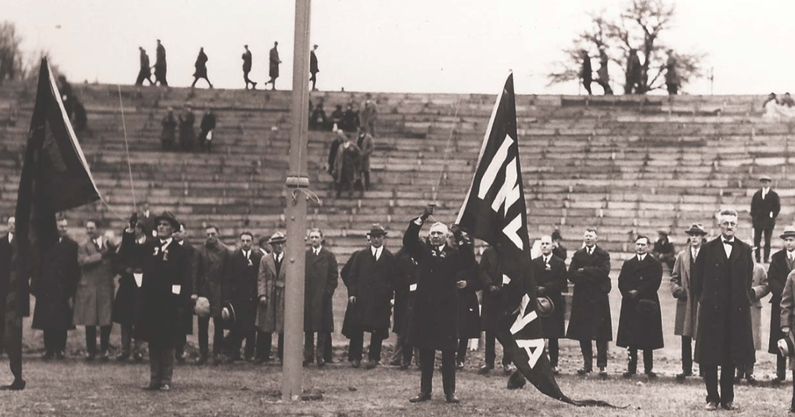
[692, 209, 755, 411]
[566, 228, 612, 377]
[309, 44, 319, 91]
[580, 50, 592, 95]
[665, 49, 680, 95]
[454, 231, 480, 370]
[194, 224, 229, 365]
[356, 127, 374, 191]
[256, 232, 286, 362]
[160, 108, 177, 150]
[191, 47, 213, 89]
[750, 175, 780, 263]
[173, 224, 197, 363]
[153, 39, 167, 86]
[135, 47, 153, 86]
[32, 217, 79, 360]
[178, 103, 196, 152]
[532, 235, 568, 374]
[670, 223, 707, 380]
[332, 136, 361, 198]
[765, 225, 795, 384]
[477, 244, 510, 375]
[112, 220, 149, 362]
[360, 94, 378, 136]
[391, 246, 417, 369]
[304, 228, 338, 367]
[265, 41, 281, 90]
[403, 205, 466, 404]
[617, 235, 664, 378]
[125, 212, 192, 391]
[73, 219, 116, 361]
[342, 224, 397, 369]
[222, 232, 262, 362]
[0, 216, 26, 390]
[242, 45, 256, 90]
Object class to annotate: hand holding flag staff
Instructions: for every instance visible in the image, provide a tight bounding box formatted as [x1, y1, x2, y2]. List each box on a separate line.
[455, 73, 615, 407]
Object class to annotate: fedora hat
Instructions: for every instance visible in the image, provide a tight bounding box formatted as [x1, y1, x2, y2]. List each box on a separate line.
[221, 302, 236, 326]
[781, 226, 795, 239]
[778, 331, 795, 357]
[268, 232, 286, 244]
[536, 295, 555, 318]
[153, 211, 179, 230]
[684, 223, 707, 236]
[369, 223, 387, 237]
[194, 296, 210, 318]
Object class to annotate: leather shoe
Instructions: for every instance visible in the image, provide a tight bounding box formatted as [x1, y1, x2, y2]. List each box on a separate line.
[773, 376, 786, 385]
[622, 371, 635, 378]
[704, 402, 718, 411]
[721, 402, 737, 411]
[116, 353, 130, 362]
[445, 393, 460, 404]
[365, 360, 379, 370]
[644, 371, 658, 379]
[41, 351, 54, 360]
[552, 366, 560, 375]
[55, 351, 66, 360]
[317, 359, 325, 368]
[141, 383, 160, 391]
[0, 379, 25, 391]
[576, 367, 592, 376]
[675, 372, 688, 380]
[159, 384, 171, 392]
[478, 364, 494, 375]
[409, 392, 431, 403]
[351, 359, 361, 368]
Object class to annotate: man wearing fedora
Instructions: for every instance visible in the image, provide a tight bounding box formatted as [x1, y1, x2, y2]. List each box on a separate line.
[193, 224, 229, 365]
[342, 224, 397, 369]
[671, 223, 707, 380]
[256, 232, 287, 363]
[616, 235, 664, 378]
[532, 235, 568, 375]
[764, 225, 795, 384]
[221, 232, 263, 362]
[750, 175, 780, 263]
[123, 211, 192, 391]
[692, 209, 755, 411]
[304, 228, 338, 367]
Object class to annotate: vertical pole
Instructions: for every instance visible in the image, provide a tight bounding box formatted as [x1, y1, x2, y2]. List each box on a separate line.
[283, 0, 311, 402]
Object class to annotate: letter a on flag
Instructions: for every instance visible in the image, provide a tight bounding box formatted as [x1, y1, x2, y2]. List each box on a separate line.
[456, 74, 612, 407]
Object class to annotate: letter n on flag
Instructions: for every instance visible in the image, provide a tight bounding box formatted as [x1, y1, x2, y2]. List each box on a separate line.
[11, 58, 101, 320]
[456, 74, 611, 407]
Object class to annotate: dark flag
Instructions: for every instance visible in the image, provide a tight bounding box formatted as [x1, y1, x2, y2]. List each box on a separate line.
[456, 74, 611, 407]
[10, 58, 101, 325]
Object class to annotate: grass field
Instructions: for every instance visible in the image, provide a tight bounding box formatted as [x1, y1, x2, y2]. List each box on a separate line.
[0, 270, 791, 416]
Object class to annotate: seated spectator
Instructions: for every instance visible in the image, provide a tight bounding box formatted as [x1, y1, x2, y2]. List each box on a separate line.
[330, 105, 344, 130]
[652, 230, 676, 271]
[763, 92, 795, 121]
[309, 102, 329, 131]
[198, 107, 216, 152]
[160, 107, 177, 150]
[340, 103, 359, 133]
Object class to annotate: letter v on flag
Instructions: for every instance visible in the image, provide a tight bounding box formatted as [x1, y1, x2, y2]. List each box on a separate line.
[455, 74, 613, 407]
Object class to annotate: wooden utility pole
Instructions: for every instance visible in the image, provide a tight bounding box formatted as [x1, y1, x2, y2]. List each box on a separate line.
[282, 0, 311, 402]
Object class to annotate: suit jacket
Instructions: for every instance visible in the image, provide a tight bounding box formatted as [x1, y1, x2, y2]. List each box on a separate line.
[692, 236, 755, 365]
[196, 241, 230, 317]
[304, 247, 338, 332]
[670, 243, 700, 337]
[766, 248, 793, 352]
[750, 188, 780, 229]
[0, 233, 28, 326]
[225, 249, 263, 332]
[32, 236, 79, 330]
[532, 254, 567, 339]
[257, 252, 286, 333]
[616, 254, 664, 350]
[73, 237, 116, 326]
[566, 245, 612, 341]
[357, 133, 374, 172]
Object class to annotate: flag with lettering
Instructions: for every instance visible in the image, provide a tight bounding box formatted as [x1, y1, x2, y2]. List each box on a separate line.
[456, 74, 612, 407]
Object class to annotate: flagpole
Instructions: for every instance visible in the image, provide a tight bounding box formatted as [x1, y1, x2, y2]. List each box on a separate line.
[282, 0, 311, 402]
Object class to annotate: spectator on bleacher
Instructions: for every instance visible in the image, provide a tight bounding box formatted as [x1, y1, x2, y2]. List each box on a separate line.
[736, 262, 770, 384]
[309, 102, 329, 131]
[191, 47, 213, 89]
[194, 225, 230, 365]
[782, 93, 795, 108]
[595, 47, 612, 95]
[173, 224, 196, 363]
[153, 39, 168, 87]
[135, 47, 154, 86]
[665, 49, 680, 95]
[178, 104, 196, 152]
[652, 229, 676, 271]
[31, 217, 79, 361]
[360, 94, 378, 136]
[221, 232, 262, 363]
[309, 44, 319, 91]
[625, 49, 642, 95]
[112, 219, 149, 362]
[580, 50, 593, 95]
[242, 45, 257, 90]
[617, 235, 664, 379]
[340, 103, 360, 132]
[58, 75, 75, 119]
[477, 244, 511, 375]
[256, 232, 288, 363]
[332, 134, 362, 198]
[764, 226, 795, 385]
[762, 93, 795, 121]
[566, 228, 612, 377]
[265, 41, 281, 91]
[671, 223, 707, 380]
[303, 228, 338, 367]
[551, 229, 567, 261]
[198, 107, 216, 152]
[160, 108, 177, 151]
[356, 127, 374, 191]
[138, 202, 156, 238]
[327, 130, 345, 176]
[532, 235, 567, 375]
[72, 99, 87, 132]
[330, 104, 344, 130]
[750, 175, 780, 263]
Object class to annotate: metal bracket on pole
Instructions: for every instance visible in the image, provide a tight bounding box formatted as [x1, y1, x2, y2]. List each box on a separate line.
[286, 175, 319, 205]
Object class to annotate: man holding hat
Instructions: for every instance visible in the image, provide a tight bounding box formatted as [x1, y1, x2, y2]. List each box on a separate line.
[256, 232, 287, 363]
[750, 175, 780, 263]
[765, 225, 795, 384]
[532, 235, 568, 374]
[342, 224, 397, 369]
[122, 211, 192, 391]
[194, 225, 230, 365]
[670, 223, 707, 380]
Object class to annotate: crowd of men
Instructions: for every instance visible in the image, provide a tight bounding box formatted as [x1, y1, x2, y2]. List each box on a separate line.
[159, 103, 216, 152]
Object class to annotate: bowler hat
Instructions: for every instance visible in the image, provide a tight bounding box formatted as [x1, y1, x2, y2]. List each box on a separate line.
[369, 223, 387, 237]
[268, 232, 286, 244]
[781, 226, 795, 239]
[221, 302, 236, 326]
[684, 223, 707, 236]
[759, 175, 772, 182]
[536, 296, 555, 318]
[153, 211, 179, 230]
[194, 297, 210, 318]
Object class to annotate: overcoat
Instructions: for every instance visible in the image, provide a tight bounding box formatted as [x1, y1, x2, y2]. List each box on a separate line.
[0, 233, 26, 335]
[750, 189, 780, 230]
[565, 245, 612, 341]
[124, 232, 192, 348]
[195, 241, 229, 317]
[257, 253, 286, 333]
[32, 236, 79, 330]
[532, 254, 567, 339]
[269, 47, 280, 78]
[766, 249, 792, 353]
[73, 238, 116, 326]
[160, 114, 177, 147]
[750, 262, 770, 350]
[175, 239, 197, 335]
[403, 219, 464, 351]
[309, 50, 319, 74]
[616, 255, 664, 350]
[778, 270, 795, 370]
[392, 247, 417, 334]
[341, 246, 397, 338]
[198, 112, 216, 143]
[242, 50, 253, 72]
[332, 142, 361, 185]
[670, 243, 699, 337]
[304, 247, 338, 332]
[111, 233, 151, 326]
[456, 245, 481, 340]
[692, 237, 755, 366]
[478, 247, 502, 333]
[178, 109, 195, 149]
[357, 133, 374, 172]
[193, 50, 208, 78]
[224, 249, 263, 334]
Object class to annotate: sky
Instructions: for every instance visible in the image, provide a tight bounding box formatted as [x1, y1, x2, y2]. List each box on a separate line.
[4, 0, 795, 95]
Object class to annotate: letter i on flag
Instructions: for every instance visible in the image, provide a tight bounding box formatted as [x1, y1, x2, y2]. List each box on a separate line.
[456, 74, 612, 407]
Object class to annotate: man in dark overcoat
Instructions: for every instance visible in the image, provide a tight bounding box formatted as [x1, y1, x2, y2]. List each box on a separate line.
[197, 108, 217, 153]
[652, 230, 676, 271]
[309, 44, 319, 91]
[112, 220, 149, 362]
[580, 50, 592, 95]
[304, 228, 338, 366]
[403, 206, 465, 404]
[161, 108, 177, 151]
[153, 39, 168, 86]
[477, 244, 510, 375]
[125, 212, 192, 391]
[32, 217, 79, 360]
[532, 235, 568, 374]
[221, 232, 262, 362]
[764, 225, 795, 384]
[452, 228, 480, 370]
[0, 216, 26, 390]
[191, 47, 212, 89]
[750, 175, 780, 263]
[390, 246, 417, 369]
[178, 103, 196, 152]
[265, 41, 281, 90]
[671, 223, 707, 380]
[616, 235, 664, 378]
[242, 45, 256, 90]
[193, 225, 229, 364]
[342, 224, 396, 369]
[566, 228, 612, 377]
[692, 209, 755, 411]
[135, 47, 153, 86]
[173, 224, 197, 363]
